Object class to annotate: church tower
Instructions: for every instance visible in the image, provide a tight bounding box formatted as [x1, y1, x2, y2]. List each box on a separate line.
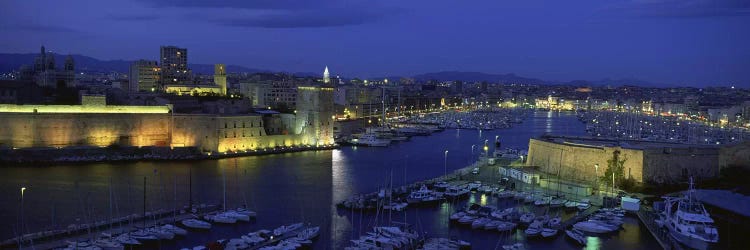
[323, 66, 330, 84]
[214, 64, 227, 96]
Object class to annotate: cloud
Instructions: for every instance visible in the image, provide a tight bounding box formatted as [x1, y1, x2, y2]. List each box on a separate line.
[7, 24, 78, 33]
[134, 0, 334, 10]
[213, 9, 389, 28]
[109, 13, 161, 21]
[610, 0, 750, 18]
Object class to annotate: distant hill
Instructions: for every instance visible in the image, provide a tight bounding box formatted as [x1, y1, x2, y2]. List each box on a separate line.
[0, 53, 266, 74]
[558, 78, 667, 88]
[411, 71, 545, 84]
[1, 53, 668, 86]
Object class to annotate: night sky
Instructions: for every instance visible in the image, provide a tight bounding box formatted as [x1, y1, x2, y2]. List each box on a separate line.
[1, 0, 749, 86]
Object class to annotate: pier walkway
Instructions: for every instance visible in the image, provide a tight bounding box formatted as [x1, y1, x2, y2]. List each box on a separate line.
[636, 206, 684, 250]
[555, 207, 598, 230]
[3, 204, 219, 249]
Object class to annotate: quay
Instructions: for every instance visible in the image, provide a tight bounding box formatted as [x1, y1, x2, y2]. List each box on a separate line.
[2, 204, 219, 249]
[555, 207, 598, 230]
[636, 206, 684, 250]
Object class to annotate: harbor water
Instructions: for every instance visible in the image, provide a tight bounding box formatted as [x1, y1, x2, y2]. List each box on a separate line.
[0, 111, 661, 249]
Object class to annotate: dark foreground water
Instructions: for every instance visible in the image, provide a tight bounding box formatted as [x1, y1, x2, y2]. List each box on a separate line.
[0, 111, 662, 249]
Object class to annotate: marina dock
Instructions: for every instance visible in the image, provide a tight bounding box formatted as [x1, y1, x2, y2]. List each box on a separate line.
[2, 204, 219, 249]
[636, 206, 684, 250]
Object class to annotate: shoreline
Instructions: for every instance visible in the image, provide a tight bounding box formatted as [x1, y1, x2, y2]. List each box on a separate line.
[0, 145, 339, 165]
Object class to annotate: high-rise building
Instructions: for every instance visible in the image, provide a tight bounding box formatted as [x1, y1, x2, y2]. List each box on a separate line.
[128, 60, 160, 92]
[323, 66, 330, 84]
[160, 46, 189, 85]
[453, 80, 463, 94]
[214, 64, 227, 96]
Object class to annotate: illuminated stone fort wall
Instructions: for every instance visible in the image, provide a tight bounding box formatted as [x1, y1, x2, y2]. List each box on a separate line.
[527, 138, 719, 184]
[527, 138, 645, 183]
[295, 86, 335, 146]
[0, 86, 335, 154]
[0, 112, 171, 148]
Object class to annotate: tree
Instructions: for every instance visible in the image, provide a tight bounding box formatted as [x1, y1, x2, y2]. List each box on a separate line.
[601, 150, 627, 188]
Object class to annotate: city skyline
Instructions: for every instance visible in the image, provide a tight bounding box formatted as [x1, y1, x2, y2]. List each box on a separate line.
[1, 0, 749, 87]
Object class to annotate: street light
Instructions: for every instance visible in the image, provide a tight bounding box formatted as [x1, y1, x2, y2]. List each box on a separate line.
[20, 187, 26, 248]
[444, 150, 449, 178]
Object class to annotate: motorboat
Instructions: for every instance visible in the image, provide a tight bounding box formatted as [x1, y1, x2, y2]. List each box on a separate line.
[661, 178, 719, 250]
[549, 198, 566, 208]
[573, 221, 617, 234]
[491, 207, 515, 220]
[146, 226, 175, 240]
[534, 196, 552, 206]
[273, 222, 304, 237]
[444, 186, 470, 199]
[496, 190, 514, 199]
[565, 229, 587, 245]
[93, 238, 123, 250]
[383, 202, 408, 211]
[233, 207, 258, 218]
[577, 202, 592, 211]
[111, 233, 140, 246]
[204, 212, 237, 224]
[182, 218, 212, 230]
[501, 243, 526, 250]
[458, 215, 477, 225]
[225, 238, 249, 250]
[129, 229, 158, 241]
[467, 181, 482, 191]
[349, 133, 390, 147]
[242, 231, 269, 246]
[541, 228, 558, 238]
[471, 217, 491, 229]
[421, 238, 471, 250]
[519, 212, 535, 224]
[434, 181, 451, 191]
[450, 211, 467, 221]
[564, 201, 578, 209]
[295, 226, 320, 240]
[62, 240, 101, 250]
[484, 220, 502, 230]
[478, 185, 494, 194]
[548, 216, 561, 228]
[162, 224, 188, 236]
[524, 221, 542, 237]
[406, 185, 442, 205]
[497, 221, 517, 232]
[223, 210, 251, 222]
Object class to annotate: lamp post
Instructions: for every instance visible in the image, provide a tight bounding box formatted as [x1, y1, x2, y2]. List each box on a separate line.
[594, 164, 599, 194]
[20, 187, 26, 248]
[483, 140, 489, 157]
[444, 150, 449, 178]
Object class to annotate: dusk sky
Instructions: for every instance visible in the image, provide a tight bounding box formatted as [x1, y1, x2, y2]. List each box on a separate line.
[1, 0, 749, 86]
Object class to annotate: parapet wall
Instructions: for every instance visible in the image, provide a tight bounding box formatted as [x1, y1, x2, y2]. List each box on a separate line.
[527, 138, 644, 183]
[527, 137, 720, 184]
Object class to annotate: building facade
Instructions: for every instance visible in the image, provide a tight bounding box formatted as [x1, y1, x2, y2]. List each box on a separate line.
[128, 60, 160, 92]
[160, 46, 190, 84]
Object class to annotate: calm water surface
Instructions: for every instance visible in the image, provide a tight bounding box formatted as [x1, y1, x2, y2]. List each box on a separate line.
[0, 111, 660, 249]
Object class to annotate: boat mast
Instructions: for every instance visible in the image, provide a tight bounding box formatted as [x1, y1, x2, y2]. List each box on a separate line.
[142, 176, 146, 228]
[188, 167, 192, 212]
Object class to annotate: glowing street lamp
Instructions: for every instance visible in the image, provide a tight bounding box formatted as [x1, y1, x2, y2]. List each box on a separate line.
[19, 187, 26, 248]
[444, 150, 449, 178]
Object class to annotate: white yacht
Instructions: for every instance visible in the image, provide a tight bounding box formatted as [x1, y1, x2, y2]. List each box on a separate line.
[661, 178, 719, 250]
[406, 185, 442, 205]
[349, 133, 390, 147]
